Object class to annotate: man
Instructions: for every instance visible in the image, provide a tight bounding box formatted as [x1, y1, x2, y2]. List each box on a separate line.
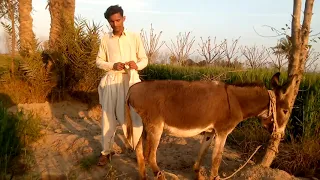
[95, 5, 148, 166]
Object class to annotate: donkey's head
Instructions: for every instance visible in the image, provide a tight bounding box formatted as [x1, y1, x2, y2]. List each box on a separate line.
[270, 72, 292, 134]
[258, 72, 292, 134]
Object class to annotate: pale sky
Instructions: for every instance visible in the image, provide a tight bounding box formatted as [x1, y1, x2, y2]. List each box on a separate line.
[1, 0, 320, 62]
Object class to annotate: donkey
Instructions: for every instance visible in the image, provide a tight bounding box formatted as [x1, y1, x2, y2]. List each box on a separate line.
[125, 72, 290, 180]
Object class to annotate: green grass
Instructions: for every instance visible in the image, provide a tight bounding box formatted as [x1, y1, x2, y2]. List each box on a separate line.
[140, 64, 290, 86]
[0, 54, 21, 74]
[0, 101, 42, 178]
[0, 54, 10, 74]
[80, 154, 98, 171]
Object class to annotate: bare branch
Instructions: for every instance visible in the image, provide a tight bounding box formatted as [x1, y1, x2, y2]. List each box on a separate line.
[197, 36, 226, 64]
[253, 24, 289, 38]
[305, 48, 319, 72]
[140, 24, 165, 64]
[165, 32, 195, 65]
[224, 37, 241, 65]
[241, 45, 269, 69]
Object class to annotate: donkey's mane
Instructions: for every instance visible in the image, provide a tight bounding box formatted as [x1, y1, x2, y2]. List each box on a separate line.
[227, 81, 265, 88]
[138, 79, 266, 88]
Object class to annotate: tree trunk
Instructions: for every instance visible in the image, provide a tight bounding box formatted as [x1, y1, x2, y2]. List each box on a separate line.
[7, 0, 16, 75]
[48, 0, 63, 49]
[261, 0, 315, 167]
[63, 0, 75, 27]
[18, 0, 35, 55]
[48, 0, 74, 49]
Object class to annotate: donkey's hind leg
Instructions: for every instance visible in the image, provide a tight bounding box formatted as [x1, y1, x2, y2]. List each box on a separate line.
[145, 123, 165, 180]
[193, 131, 215, 178]
[136, 136, 146, 180]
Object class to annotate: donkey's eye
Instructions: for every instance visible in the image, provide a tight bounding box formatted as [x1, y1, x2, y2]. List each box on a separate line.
[283, 110, 288, 114]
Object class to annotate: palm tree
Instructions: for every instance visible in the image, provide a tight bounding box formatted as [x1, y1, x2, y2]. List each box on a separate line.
[18, 0, 36, 55]
[1, 0, 18, 75]
[272, 35, 292, 58]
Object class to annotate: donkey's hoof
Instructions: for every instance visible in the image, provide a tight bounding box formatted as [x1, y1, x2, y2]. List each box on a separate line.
[210, 175, 220, 180]
[192, 163, 200, 172]
[155, 171, 166, 180]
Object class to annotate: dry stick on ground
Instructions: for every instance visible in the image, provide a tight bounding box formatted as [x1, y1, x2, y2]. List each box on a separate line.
[165, 32, 195, 65]
[197, 36, 226, 64]
[140, 24, 165, 64]
[240, 45, 269, 69]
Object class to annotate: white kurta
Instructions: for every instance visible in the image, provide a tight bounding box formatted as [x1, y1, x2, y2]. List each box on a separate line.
[96, 30, 148, 155]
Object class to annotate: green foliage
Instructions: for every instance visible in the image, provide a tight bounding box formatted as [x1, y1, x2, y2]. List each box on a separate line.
[0, 102, 42, 177]
[80, 154, 98, 171]
[140, 64, 287, 85]
[50, 16, 105, 96]
[19, 52, 56, 100]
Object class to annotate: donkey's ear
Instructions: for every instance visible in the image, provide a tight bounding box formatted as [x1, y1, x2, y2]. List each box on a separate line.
[271, 72, 281, 89]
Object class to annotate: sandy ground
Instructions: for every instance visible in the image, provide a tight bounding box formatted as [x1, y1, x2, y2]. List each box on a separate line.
[7, 100, 306, 180]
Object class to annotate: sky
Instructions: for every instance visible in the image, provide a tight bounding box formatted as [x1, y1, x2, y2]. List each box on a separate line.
[0, 0, 320, 62]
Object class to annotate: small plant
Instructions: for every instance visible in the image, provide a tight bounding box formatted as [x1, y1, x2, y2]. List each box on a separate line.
[80, 154, 98, 171]
[0, 102, 42, 178]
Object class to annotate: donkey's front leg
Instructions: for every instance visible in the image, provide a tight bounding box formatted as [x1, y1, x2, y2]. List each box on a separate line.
[193, 132, 215, 179]
[210, 133, 227, 180]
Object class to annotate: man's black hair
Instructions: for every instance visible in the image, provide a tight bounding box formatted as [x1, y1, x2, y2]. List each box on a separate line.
[104, 5, 124, 20]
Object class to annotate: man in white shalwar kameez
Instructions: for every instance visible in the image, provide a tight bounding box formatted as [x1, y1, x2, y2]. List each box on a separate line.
[95, 5, 148, 166]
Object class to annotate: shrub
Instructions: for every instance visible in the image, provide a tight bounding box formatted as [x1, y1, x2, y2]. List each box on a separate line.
[0, 102, 42, 178]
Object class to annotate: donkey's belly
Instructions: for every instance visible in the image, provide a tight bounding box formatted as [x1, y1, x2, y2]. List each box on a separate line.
[163, 124, 213, 137]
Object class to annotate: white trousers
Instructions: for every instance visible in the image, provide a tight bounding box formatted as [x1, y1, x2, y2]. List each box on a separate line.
[98, 70, 142, 155]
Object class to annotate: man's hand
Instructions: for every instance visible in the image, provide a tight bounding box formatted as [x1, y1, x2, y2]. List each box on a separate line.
[126, 61, 138, 70]
[113, 62, 125, 71]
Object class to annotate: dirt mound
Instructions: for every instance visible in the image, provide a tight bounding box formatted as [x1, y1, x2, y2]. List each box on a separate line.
[233, 165, 300, 180]
[7, 101, 305, 180]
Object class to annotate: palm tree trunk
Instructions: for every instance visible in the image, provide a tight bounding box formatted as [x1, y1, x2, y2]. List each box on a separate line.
[63, 0, 75, 27]
[6, 0, 16, 75]
[48, 0, 63, 49]
[18, 0, 35, 55]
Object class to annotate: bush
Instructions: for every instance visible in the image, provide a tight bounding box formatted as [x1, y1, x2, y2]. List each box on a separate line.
[48, 16, 105, 98]
[0, 102, 42, 178]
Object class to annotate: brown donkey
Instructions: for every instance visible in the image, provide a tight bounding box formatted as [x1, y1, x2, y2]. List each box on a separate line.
[125, 72, 290, 180]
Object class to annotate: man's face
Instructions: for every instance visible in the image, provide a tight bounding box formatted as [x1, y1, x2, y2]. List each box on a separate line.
[108, 13, 125, 32]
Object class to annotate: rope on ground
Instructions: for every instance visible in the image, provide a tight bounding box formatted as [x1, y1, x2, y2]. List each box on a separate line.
[220, 145, 262, 180]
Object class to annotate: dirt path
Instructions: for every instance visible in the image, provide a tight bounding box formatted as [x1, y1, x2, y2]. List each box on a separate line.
[8, 100, 303, 180]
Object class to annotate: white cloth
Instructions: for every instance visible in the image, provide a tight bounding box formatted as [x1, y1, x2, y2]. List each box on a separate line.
[98, 70, 142, 155]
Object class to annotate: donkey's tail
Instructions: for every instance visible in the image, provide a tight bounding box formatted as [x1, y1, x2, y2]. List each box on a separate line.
[125, 92, 133, 147]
